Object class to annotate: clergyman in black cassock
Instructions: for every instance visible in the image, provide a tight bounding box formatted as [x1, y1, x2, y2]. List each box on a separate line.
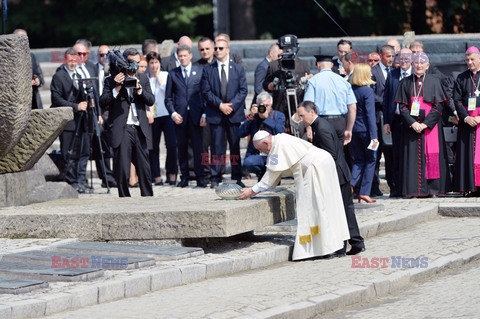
[452, 46, 480, 195]
[394, 52, 451, 197]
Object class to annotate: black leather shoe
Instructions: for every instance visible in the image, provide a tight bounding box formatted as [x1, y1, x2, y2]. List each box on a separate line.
[321, 251, 346, 259]
[210, 181, 219, 189]
[167, 180, 176, 186]
[196, 178, 207, 188]
[177, 179, 188, 188]
[236, 179, 245, 188]
[346, 247, 366, 255]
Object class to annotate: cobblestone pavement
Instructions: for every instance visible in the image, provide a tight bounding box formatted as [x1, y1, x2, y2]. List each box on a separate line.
[42, 215, 480, 319]
[322, 260, 480, 319]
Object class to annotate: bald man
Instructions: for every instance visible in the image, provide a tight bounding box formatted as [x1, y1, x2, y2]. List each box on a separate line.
[161, 35, 193, 72]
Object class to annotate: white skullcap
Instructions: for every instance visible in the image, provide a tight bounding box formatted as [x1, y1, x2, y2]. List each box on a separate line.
[253, 130, 271, 142]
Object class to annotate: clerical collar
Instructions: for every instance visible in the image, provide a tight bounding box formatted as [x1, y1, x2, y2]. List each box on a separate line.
[414, 73, 425, 80]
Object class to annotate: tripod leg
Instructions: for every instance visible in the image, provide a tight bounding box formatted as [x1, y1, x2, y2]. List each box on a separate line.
[64, 112, 84, 185]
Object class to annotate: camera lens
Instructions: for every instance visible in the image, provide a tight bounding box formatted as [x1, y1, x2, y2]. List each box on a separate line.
[258, 104, 267, 114]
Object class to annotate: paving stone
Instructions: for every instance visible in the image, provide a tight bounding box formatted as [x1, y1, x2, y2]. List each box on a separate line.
[2, 250, 155, 270]
[97, 281, 125, 303]
[0, 304, 11, 319]
[0, 261, 103, 282]
[438, 203, 480, 217]
[70, 286, 98, 309]
[56, 242, 203, 261]
[0, 278, 48, 295]
[179, 264, 206, 284]
[39, 293, 73, 315]
[202, 258, 234, 278]
[123, 274, 151, 297]
[150, 268, 182, 291]
[10, 299, 45, 319]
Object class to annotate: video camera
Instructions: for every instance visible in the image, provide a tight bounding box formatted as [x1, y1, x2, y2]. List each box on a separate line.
[107, 49, 139, 88]
[277, 34, 299, 72]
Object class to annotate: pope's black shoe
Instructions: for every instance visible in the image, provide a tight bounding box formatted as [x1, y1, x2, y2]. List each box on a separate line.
[210, 181, 219, 189]
[346, 246, 366, 255]
[236, 179, 245, 188]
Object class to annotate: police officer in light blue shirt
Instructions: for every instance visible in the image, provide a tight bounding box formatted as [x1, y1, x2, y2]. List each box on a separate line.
[303, 55, 357, 146]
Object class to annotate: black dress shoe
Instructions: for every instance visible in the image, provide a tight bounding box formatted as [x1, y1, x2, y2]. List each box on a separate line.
[196, 178, 207, 188]
[346, 247, 366, 255]
[236, 179, 245, 188]
[321, 251, 346, 259]
[154, 180, 164, 186]
[167, 180, 176, 186]
[177, 179, 188, 188]
[210, 181, 219, 189]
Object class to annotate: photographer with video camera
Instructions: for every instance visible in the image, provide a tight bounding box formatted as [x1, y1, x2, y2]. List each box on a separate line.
[263, 35, 311, 135]
[50, 48, 90, 193]
[239, 92, 285, 179]
[100, 48, 155, 197]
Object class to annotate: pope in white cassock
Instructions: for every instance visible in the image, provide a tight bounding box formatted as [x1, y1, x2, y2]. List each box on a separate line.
[239, 130, 350, 260]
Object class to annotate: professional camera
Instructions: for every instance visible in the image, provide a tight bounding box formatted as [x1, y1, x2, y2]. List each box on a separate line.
[257, 103, 267, 114]
[277, 34, 299, 72]
[107, 49, 139, 88]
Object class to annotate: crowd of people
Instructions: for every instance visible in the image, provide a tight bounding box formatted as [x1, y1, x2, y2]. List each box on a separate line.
[15, 29, 479, 203]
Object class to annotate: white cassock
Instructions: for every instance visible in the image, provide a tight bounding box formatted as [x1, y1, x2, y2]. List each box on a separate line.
[254, 134, 350, 260]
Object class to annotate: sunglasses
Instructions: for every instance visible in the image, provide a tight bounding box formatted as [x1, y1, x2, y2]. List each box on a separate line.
[368, 59, 379, 62]
[78, 52, 88, 56]
[99, 53, 108, 57]
[214, 47, 225, 51]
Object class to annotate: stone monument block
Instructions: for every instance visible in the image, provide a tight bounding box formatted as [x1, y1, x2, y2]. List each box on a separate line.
[0, 107, 73, 174]
[0, 34, 32, 159]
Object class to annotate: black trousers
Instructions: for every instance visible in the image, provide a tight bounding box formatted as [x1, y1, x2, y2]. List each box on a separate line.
[176, 115, 204, 180]
[60, 129, 90, 185]
[113, 125, 153, 197]
[210, 120, 242, 182]
[91, 127, 116, 185]
[340, 180, 365, 252]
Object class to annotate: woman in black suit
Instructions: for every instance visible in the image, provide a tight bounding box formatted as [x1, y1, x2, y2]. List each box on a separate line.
[350, 64, 379, 203]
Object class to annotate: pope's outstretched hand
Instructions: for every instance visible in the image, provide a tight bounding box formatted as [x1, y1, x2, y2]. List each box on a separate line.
[238, 188, 257, 200]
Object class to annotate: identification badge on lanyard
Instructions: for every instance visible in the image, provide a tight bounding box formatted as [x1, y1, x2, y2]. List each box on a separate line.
[468, 97, 477, 111]
[411, 99, 420, 116]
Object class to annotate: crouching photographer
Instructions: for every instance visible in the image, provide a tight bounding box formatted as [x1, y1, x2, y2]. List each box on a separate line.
[238, 92, 286, 179]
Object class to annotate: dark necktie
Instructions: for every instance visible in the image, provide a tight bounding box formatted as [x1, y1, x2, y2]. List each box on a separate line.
[184, 68, 189, 84]
[401, 71, 407, 79]
[221, 64, 227, 102]
[71, 73, 78, 89]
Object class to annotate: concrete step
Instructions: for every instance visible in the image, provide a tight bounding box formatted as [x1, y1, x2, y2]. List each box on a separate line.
[0, 197, 467, 318]
[37, 209, 480, 319]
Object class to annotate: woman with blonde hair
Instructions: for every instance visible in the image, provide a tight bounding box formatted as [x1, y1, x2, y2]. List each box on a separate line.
[349, 63, 378, 203]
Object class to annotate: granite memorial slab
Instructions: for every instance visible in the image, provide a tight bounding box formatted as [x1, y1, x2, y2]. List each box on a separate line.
[0, 261, 104, 282]
[56, 242, 204, 261]
[2, 250, 156, 270]
[0, 277, 48, 294]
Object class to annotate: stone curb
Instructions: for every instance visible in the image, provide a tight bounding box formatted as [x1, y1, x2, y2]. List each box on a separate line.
[438, 203, 480, 217]
[0, 203, 442, 319]
[237, 246, 480, 319]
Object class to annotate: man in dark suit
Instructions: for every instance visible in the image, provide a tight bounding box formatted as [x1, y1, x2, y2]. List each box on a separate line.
[161, 36, 193, 72]
[297, 101, 365, 256]
[165, 45, 206, 188]
[100, 48, 155, 197]
[370, 44, 395, 197]
[332, 39, 352, 76]
[252, 44, 281, 107]
[383, 48, 413, 197]
[201, 38, 248, 188]
[50, 48, 90, 193]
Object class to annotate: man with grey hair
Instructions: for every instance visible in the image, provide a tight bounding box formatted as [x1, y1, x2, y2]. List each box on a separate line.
[238, 92, 285, 179]
[239, 130, 350, 261]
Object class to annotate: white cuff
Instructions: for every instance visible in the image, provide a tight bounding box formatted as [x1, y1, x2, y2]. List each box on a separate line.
[252, 181, 269, 193]
[112, 88, 119, 99]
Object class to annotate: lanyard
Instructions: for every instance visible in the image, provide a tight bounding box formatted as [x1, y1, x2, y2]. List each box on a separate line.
[470, 72, 478, 98]
[413, 74, 425, 99]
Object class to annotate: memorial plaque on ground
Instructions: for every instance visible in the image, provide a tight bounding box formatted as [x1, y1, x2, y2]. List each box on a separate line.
[56, 242, 204, 261]
[2, 250, 156, 270]
[0, 261, 104, 282]
[0, 277, 48, 294]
